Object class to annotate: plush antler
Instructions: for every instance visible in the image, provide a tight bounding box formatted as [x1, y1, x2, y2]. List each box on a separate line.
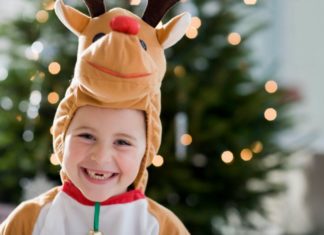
[142, 0, 180, 27]
[83, 0, 106, 18]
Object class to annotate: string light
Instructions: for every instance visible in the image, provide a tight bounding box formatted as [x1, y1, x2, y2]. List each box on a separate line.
[251, 141, 263, 154]
[191, 17, 202, 29]
[48, 62, 61, 75]
[36, 10, 49, 23]
[180, 134, 192, 146]
[228, 32, 241, 46]
[174, 65, 186, 77]
[265, 80, 278, 93]
[186, 16, 201, 39]
[43, 0, 55, 10]
[39, 72, 46, 80]
[221, 151, 234, 164]
[186, 27, 198, 39]
[264, 108, 277, 121]
[50, 154, 60, 165]
[48, 92, 60, 104]
[240, 148, 253, 161]
[152, 155, 164, 167]
[130, 0, 141, 5]
[244, 0, 257, 5]
[16, 115, 23, 122]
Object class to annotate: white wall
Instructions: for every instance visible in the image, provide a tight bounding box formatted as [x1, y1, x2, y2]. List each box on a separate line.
[250, 1, 324, 233]
[0, 0, 32, 20]
[264, 0, 324, 153]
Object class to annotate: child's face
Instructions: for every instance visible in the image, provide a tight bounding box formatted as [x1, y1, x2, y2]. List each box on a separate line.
[62, 106, 146, 202]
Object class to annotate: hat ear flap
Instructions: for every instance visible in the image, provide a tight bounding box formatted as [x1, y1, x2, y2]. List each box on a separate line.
[156, 12, 191, 49]
[55, 0, 90, 36]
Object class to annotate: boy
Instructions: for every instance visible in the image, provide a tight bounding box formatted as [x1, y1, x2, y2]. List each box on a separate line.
[0, 0, 191, 234]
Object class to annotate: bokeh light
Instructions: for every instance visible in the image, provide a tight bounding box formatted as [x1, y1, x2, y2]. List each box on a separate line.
[43, 0, 55, 10]
[130, 0, 141, 5]
[31, 41, 44, 54]
[264, 108, 277, 121]
[23, 130, 34, 142]
[221, 151, 234, 164]
[48, 62, 61, 75]
[240, 148, 253, 161]
[152, 155, 164, 167]
[0, 67, 8, 81]
[36, 10, 49, 23]
[191, 17, 202, 29]
[30, 90, 42, 106]
[244, 0, 257, 5]
[251, 141, 263, 154]
[16, 115, 23, 122]
[186, 26, 198, 39]
[174, 65, 186, 77]
[1, 97, 13, 110]
[265, 80, 278, 93]
[228, 32, 241, 45]
[48, 92, 60, 104]
[25, 48, 39, 61]
[181, 134, 193, 146]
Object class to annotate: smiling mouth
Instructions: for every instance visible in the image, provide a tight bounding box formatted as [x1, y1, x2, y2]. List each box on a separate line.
[87, 61, 151, 79]
[82, 167, 118, 181]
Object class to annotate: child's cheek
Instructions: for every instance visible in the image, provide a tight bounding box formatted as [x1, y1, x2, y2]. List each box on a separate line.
[119, 152, 142, 175]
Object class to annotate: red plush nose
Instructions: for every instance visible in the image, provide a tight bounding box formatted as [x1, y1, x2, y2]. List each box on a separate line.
[110, 16, 140, 35]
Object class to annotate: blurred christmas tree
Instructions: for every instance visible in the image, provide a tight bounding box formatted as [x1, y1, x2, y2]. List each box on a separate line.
[0, 0, 75, 202]
[146, 0, 295, 234]
[0, 0, 295, 234]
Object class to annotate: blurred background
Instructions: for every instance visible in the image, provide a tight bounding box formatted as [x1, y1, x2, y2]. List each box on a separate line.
[0, 0, 323, 234]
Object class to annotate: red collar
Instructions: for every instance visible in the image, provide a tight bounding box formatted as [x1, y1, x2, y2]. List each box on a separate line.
[62, 181, 145, 206]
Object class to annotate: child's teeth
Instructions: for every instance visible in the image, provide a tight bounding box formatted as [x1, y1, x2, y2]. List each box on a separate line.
[86, 169, 113, 180]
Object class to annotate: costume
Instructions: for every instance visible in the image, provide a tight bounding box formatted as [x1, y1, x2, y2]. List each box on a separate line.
[1, 181, 188, 235]
[0, 0, 191, 234]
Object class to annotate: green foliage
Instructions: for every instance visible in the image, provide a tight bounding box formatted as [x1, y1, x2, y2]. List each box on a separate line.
[146, 0, 294, 234]
[0, 1, 73, 201]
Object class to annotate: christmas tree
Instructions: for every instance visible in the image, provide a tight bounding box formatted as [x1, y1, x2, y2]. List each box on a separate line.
[0, 0, 294, 234]
[146, 0, 294, 233]
[0, 0, 74, 202]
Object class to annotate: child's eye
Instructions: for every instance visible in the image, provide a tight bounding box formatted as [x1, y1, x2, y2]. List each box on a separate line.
[115, 139, 131, 146]
[78, 133, 96, 141]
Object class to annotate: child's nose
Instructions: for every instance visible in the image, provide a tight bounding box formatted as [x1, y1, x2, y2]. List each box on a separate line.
[91, 146, 114, 163]
[110, 15, 140, 35]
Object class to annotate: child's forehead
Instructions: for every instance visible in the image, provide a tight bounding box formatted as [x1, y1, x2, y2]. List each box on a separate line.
[71, 106, 145, 126]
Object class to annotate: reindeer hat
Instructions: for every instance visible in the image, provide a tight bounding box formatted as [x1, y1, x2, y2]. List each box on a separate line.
[52, 0, 191, 191]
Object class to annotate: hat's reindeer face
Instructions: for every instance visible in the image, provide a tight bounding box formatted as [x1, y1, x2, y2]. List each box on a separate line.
[55, 0, 191, 103]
